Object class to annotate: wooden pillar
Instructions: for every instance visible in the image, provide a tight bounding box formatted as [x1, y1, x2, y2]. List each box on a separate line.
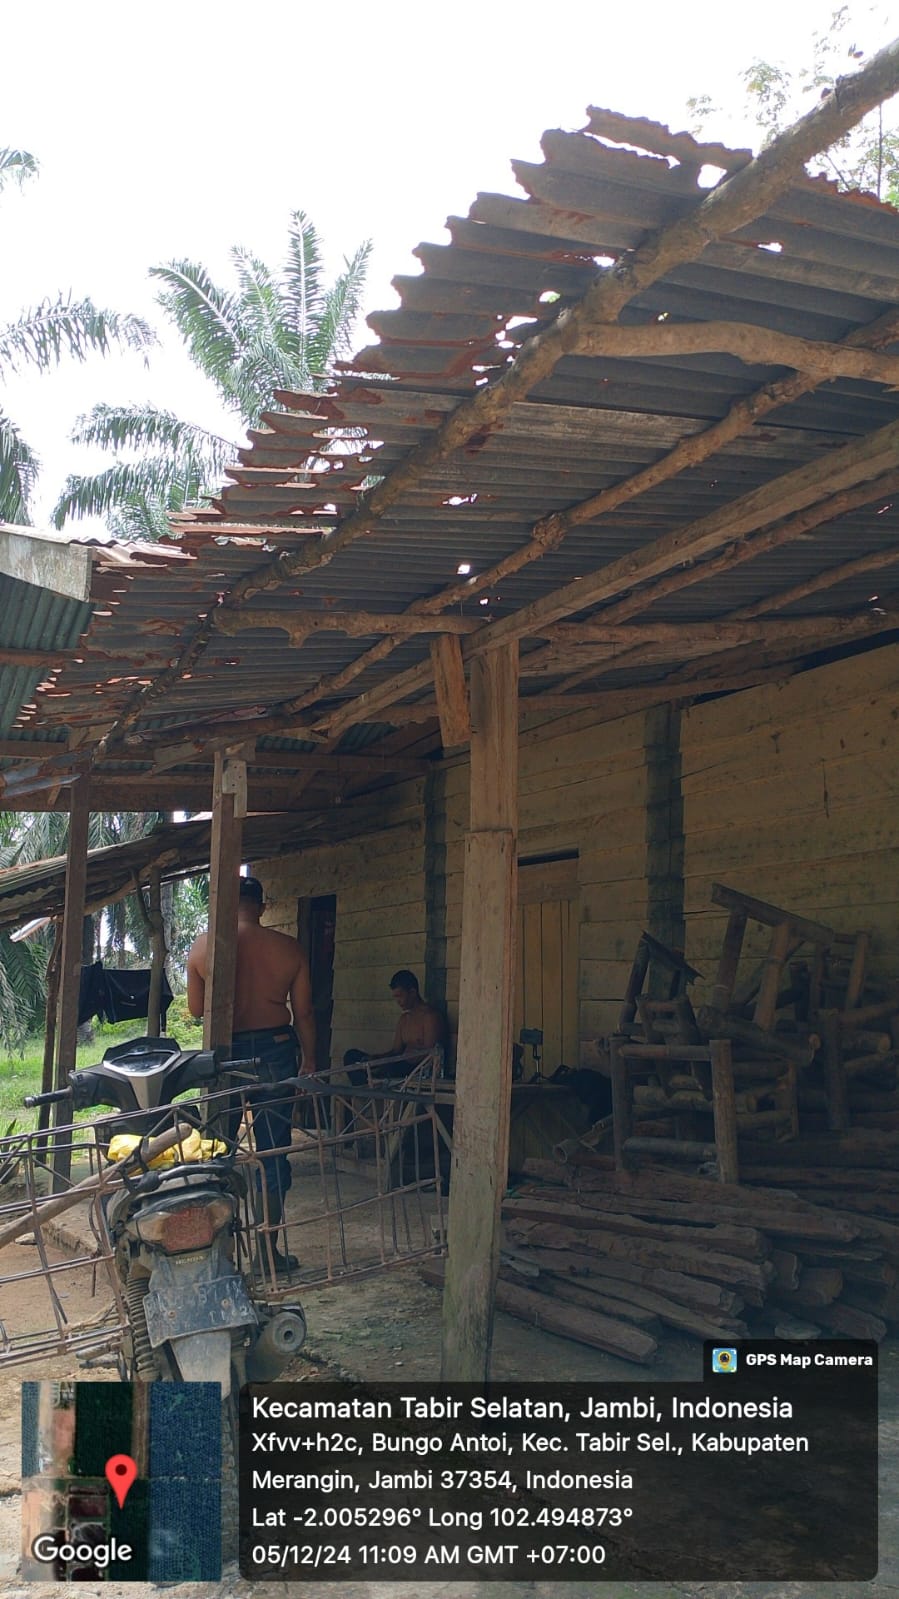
[36, 921, 62, 1155]
[441, 643, 518, 1382]
[203, 751, 245, 1049]
[709, 1038, 738, 1183]
[145, 869, 167, 1037]
[51, 776, 91, 1190]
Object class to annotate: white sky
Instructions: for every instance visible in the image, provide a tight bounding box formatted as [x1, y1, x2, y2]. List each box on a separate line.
[1, 0, 896, 529]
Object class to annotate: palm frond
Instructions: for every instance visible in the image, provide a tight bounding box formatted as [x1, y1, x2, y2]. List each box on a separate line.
[0, 296, 155, 376]
[304, 240, 372, 381]
[231, 250, 287, 349]
[54, 407, 236, 532]
[283, 211, 327, 340]
[52, 459, 205, 528]
[70, 402, 234, 464]
[151, 261, 247, 402]
[0, 147, 38, 192]
[0, 408, 39, 522]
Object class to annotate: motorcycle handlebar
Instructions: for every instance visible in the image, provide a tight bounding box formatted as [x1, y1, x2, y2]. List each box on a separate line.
[23, 1086, 72, 1109]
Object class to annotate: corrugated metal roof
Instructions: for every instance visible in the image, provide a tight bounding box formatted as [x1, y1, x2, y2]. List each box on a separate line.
[5, 101, 899, 809]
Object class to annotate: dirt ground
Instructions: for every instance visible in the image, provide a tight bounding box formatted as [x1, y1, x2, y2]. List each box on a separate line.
[1, 1150, 899, 1599]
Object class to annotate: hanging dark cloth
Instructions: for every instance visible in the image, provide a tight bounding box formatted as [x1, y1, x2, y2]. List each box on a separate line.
[77, 961, 172, 1028]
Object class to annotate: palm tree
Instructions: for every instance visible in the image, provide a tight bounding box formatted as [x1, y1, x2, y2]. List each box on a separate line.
[52, 213, 372, 536]
[0, 147, 155, 524]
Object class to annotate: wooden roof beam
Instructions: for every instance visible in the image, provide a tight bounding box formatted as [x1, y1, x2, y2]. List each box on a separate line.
[576, 321, 899, 386]
[92, 39, 899, 753]
[214, 608, 481, 642]
[270, 301, 899, 736]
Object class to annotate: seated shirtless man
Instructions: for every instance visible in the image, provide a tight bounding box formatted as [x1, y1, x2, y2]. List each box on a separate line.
[187, 875, 315, 1272]
[344, 969, 447, 1083]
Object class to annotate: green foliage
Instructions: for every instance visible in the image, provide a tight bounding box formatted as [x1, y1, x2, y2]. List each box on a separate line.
[53, 212, 372, 539]
[0, 144, 156, 523]
[690, 6, 899, 205]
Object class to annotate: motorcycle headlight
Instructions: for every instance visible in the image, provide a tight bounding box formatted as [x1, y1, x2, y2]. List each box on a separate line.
[135, 1197, 234, 1253]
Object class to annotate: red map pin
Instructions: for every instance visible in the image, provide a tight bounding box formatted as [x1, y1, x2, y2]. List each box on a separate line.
[105, 1454, 138, 1509]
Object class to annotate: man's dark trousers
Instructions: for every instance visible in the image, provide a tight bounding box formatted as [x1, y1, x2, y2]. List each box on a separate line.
[227, 1026, 298, 1216]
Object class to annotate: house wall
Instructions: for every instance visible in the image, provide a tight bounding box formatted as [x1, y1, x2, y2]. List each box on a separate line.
[254, 778, 427, 1061]
[681, 642, 899, 996]
[252, 639, 899, 1070]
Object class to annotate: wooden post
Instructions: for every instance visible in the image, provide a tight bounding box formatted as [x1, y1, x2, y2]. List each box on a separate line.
[610, 1035, 633, 1171]
[51, 776, 90, 1191]
[821, 1010, 850, 1133]
[203, 751, 244, 1049]
[709, 908, 747, 1014]
[709, 1038, 739, 1183]
[36, 921, 62, 1156]
[430, 635, 471, 749]
[441, 643, 518, 1382]
[753, 919, 793, 1030]
[145, 868, 167, 1037]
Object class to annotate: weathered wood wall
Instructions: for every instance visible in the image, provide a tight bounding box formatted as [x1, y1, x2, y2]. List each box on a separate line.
[681, 642, 899, 997]
[429, 706, 649, 1060]
[254, 779, 427, 1061]
[251, 641, 899, 1070]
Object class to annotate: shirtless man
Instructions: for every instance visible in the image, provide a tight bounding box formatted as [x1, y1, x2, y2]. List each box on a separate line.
[344, 969, 447, 1082]
[187, 876, 315, 1272]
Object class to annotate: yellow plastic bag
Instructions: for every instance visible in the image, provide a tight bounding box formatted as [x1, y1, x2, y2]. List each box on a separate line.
[106, 1130, 226, 1167]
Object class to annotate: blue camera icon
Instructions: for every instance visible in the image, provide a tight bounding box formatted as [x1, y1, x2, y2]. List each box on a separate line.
[712, 1347, 738, 1373]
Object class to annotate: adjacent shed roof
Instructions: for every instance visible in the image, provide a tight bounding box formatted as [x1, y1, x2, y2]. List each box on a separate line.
[4, 96, 899, 817]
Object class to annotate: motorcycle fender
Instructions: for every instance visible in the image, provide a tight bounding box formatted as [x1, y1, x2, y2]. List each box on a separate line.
[168, 1329, 233, 1394]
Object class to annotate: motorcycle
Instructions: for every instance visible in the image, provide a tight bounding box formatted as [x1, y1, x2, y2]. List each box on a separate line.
[24, 1036, 308, 1396]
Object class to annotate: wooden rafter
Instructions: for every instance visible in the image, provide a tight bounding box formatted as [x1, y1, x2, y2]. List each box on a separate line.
[86, 40, 899, 756]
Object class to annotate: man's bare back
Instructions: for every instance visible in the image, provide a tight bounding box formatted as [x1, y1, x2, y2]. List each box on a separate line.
[189, 923, 310, 1032]
[392, 1001, 445, 1055]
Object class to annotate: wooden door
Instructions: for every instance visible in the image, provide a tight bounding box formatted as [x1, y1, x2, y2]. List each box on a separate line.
[514, 857, 579, 1072]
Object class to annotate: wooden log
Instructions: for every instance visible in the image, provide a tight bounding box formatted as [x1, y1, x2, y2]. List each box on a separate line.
[520, 1158, 574, 1185]
[623, 1135, 718, 1161]
[521, 1272, 664, 1334]
[568, 1187, 858, 1242]
[441, 643, 517, 1383]
[501, 1198, 769, 1259]
[843, 931, 871, 1012]
[709, 907, 747, 1014]
[754, 920, 794, 1032]
[504, 1218, 773, 1294]
[836, 990, 899, 1028]
[749, 1307, 822, 1340]
[770, 1250, 801, 1292]
[787, 1252, 897, 1288]
[740, 1131, 899, 1166]
[812, 1302, 887, 1342]
[698, 1007, 816, 1065]
[567, 1162, 809, 1208]
[423, 1258, 657, 1363]
[742, 1166, 899, 1192]
[843, 1030, 892, 1056]
[770, 1267, 843, 1308]
[843, 1049, 899, 1078]
[511, 1244, 744, 1313]
[536, 1273, 747, 1341]
[799, 1190, 899, 1218]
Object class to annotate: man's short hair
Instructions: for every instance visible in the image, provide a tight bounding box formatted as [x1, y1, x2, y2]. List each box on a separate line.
[239, 876, 264, 906]
[389, 969, 419, 993]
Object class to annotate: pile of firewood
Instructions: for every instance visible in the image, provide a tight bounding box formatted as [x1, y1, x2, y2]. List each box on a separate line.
[472, 1149, 897, 1364]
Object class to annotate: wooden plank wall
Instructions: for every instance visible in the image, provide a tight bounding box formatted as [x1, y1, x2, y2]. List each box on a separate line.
[429, 707, 649, 1063]
[681, 642, 899, 998]
[254, 779, 428, 1061]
